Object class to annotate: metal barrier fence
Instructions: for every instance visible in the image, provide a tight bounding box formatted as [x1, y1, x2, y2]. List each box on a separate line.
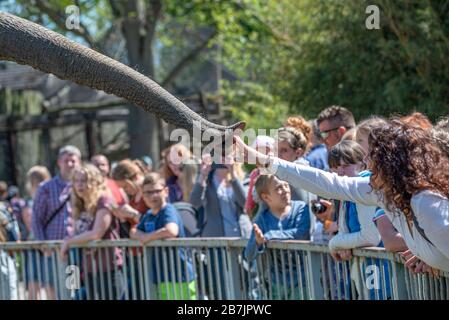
[0, 239, 448, 300]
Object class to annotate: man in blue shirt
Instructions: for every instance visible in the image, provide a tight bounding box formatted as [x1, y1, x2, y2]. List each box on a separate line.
[244, 174, 310, 300]
[130, 173, 195, 300]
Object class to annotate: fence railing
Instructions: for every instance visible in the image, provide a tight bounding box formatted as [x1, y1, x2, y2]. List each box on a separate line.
[0, 239, 447, 300]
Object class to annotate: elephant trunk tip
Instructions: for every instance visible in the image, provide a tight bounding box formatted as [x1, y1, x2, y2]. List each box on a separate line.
[229, 121, 246, 132]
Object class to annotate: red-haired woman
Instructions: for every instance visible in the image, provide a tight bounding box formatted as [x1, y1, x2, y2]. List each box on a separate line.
[235, 118, 449, 274]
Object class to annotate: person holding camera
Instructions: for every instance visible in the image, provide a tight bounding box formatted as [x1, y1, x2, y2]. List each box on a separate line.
[190, 153, 249, 238]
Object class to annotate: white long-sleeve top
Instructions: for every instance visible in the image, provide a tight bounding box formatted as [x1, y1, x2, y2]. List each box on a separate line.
[264, 158, 449, 272]
[329, 201, 381, 251]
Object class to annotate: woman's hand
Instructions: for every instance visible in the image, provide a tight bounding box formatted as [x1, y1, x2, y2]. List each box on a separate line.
[330, 249, 352, 262]
[233, 135, 269, 167]
[401, 250, 440, 277]
[339, 249, 353, 261]
[199, 153, 213, 184]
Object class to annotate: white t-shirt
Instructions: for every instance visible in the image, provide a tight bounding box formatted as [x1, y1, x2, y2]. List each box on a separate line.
[266, 158, 449, 272]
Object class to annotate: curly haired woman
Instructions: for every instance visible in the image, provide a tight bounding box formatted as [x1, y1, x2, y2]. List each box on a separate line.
[235, 118, 449, 273]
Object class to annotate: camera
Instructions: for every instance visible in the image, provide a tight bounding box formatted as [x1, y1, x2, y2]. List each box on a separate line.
[311, 202, 327, 215]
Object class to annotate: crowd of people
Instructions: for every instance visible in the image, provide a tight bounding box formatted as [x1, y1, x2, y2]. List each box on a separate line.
[1, 105, 448, 300]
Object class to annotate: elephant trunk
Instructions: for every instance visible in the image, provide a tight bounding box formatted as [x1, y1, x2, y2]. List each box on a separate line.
[0, 12, 245, 136]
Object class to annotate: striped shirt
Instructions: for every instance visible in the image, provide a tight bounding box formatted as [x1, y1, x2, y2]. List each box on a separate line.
[31, 175, 72, 240]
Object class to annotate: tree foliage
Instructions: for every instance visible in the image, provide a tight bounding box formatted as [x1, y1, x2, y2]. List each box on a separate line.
[219, 0, 449, 122]
[2, 0, 448, 127]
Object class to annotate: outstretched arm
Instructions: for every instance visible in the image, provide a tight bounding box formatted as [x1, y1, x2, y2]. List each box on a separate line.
[234, 135, 379, 207]
[270, 158, 379, 207]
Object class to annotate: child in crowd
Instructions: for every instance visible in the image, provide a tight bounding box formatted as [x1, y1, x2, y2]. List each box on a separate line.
[130, 173, 196, 300]
[325, 140, 388, 299]
[326, 140, 381, 258]
[244, 174, 310, 300]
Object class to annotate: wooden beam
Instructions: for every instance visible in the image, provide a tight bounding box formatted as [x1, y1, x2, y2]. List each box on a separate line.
[0, 110, 129, 132]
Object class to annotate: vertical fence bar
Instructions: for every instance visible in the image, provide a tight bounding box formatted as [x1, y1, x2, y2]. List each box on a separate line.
[20, 250, 27, 300]
[142, 247, 152, 299]
[380, 260, 387, 300]
[335, 261, 343, 300]
[122, 246, 130, 300]
[99, 248, 106, 300]
[51, 251, 59, 300]
[429, 274, 435, 300]
[245, 253, 253, 300]
[137, 248, 145, 300]
[12, 251, 20, 300]
[226, 245, 243, 300]
[445, 276, 449, 299]
[154, 247, 163, 300]
[264, 251, 273, 300]
[306, 250, 325, 300]
[205, 249, 214, 300]
[212, 248, 222, 300]
[91, 249, 99, 300]
[197, 249, 207, 300]
[36, 249, 43, 300]
[161, 247, 170, 300]
[287, 250, 295, 300]
[105, 247, 113, 300]
[67, 249, 75, 300]
[113, 248, 120, 300]
[168, 246, 177, 300]
[320, 253, 329, 300]
[295, 251, 304, 300]
[176, 246, 184, 300]
[272, 249, 281, 300]
[255, 255, 264, 299]
[189, 249, 200, 300]
[393, 259, 409, 300]
[220, 248, 232, 299]
[239, 252, 251, 297]
[326, 255, 336, 300]
[279, 249, 288, 300]
[75, 248, 82, 300]
[43, 251, 50, 300]
[82, 249, 90, 300]
[350, 259, 358, 300]
[130, 247, 138, 300]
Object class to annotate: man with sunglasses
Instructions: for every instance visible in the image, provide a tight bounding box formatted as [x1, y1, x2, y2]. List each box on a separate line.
[316, 105, 356, 150]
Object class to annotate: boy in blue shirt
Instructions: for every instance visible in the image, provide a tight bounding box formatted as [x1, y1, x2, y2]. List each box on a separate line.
[244, 174, 310, 299]
[130, 173, 195, 300]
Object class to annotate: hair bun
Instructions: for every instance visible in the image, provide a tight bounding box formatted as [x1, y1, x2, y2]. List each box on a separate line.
[284, 116, 313, 149]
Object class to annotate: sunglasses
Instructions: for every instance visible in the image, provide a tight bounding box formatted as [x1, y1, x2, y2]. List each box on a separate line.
[143, 189, 164, 196]
[319, 127, 340, 139]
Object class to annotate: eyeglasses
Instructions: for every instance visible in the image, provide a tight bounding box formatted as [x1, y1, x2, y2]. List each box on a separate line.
[319, 127, 340, 139]
[143, 189, 164, 196]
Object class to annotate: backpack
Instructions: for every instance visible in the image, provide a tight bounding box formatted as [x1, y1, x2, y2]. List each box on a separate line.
[0, 202, 20, 242]
[173, 202, 204, 237]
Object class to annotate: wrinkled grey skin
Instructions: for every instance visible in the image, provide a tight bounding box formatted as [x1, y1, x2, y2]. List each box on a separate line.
[0, 12, 245, 136]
